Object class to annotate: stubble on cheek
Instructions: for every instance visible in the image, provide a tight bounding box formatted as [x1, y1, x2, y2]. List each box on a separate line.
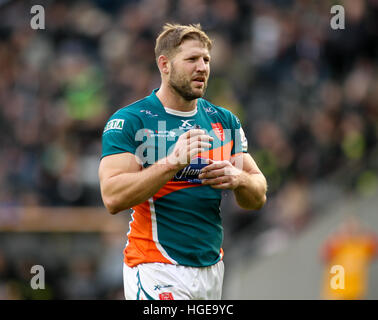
[169, 66, 208, 101]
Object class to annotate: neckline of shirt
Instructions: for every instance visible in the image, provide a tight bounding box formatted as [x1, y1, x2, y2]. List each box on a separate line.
[164, 106, 198, 117]
[151, 88, 198, 118]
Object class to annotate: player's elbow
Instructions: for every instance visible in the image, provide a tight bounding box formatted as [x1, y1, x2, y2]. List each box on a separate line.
[102, 194, 127, 215]
[253, 180, 267, 210]
[242, 174, 267, 211]
[103, 197, 118, 215]
[253, 194, 267, 210]
[239, 193, 266, 211]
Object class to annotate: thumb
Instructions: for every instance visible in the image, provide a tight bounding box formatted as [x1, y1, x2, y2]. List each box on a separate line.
[206, 158, 214, 165]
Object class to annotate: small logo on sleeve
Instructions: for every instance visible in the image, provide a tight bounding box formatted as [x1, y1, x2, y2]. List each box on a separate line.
[140, 109, 158, 117]
[203, 106, 217, 115]
[103, 119, 124, 133]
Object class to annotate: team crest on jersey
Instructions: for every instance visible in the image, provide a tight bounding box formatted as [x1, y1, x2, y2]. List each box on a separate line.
[211, 122, 225, 141]
[103, 119, 124, 133]
[159, 292, 174, 300]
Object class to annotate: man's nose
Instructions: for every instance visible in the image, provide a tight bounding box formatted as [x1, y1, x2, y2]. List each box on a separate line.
[196, 58, 207, 72]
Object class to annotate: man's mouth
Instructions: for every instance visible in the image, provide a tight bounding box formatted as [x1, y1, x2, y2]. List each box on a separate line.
[192, 76, 206, 86]
[192, 76, 205, 82]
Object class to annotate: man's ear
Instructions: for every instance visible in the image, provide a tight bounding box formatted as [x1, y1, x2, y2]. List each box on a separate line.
[157, 55, 170, 75]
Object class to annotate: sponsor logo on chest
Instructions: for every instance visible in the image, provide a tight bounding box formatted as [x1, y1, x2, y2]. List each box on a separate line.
[179, 119, 195, 130]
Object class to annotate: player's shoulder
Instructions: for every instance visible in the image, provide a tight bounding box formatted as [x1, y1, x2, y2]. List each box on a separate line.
[198, 98, 240, 124]
[111, 96, 151, 120]
[103, 95, 154, 135]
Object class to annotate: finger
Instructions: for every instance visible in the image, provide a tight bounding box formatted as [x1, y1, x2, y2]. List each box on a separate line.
[199, 168, 225, 179]
[201, 158, 212, 165]
[188, 140, 212, 151]
[189, 134, 214, 141]
[190, 148, 206, 159]
[184, 129, 207, 139]
[188, 134, 213, 145]
[178, 129, 204, 142]
[201, 160, 229, 172]
[201, 176, 229, 185]
[177, 147, 206, 165]
[210, 183, 232, 190]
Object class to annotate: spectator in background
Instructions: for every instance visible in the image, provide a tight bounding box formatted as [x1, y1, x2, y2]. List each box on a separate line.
[320, 216, 378, 300]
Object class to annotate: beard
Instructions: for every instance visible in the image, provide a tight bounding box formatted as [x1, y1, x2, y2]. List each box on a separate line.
[168, 64, 207, 101]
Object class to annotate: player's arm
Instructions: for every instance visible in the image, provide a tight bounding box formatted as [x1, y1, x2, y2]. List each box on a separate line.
[199, 153, 267, 210]
[99, 152, 176, 214]
[99, 129, 213, 214]
[232, 153, 267, 210]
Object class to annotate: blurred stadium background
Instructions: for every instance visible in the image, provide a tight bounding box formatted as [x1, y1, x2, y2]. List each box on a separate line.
[0, 0, 377, 299]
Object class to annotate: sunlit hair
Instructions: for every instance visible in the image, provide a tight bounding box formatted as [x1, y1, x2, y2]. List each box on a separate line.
[155, 23, 212, 62]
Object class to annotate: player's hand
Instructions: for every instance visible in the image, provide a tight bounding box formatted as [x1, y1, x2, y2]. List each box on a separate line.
[198, 159, 242, 190]
[166, 129, 213, 170]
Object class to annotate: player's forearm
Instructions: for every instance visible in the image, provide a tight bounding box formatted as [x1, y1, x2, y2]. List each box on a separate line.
[102, 159, 179, 214]
[233, 171, 267, 210]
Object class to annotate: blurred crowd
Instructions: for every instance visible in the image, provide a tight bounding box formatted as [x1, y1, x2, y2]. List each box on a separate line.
[0, 233, 125, 299]
[0, 0, 378, 299]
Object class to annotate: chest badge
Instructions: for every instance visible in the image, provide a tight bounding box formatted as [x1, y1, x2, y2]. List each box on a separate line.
[211, 122, 225, 141]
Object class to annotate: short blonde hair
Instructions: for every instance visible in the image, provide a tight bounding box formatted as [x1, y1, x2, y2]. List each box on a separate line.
[155, 23, 212, 62]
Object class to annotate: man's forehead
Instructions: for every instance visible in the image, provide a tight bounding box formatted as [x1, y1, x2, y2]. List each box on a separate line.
[177, 39, 210, 56]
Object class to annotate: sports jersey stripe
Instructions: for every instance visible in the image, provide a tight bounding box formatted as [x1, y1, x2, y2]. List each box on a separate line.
[124, 200, 173, 267]
[148, 198, 178, 264]
[153, 181, 201, 201]
[125, 209, 135, 249]
[136, 270, 154, 300]
[197, 141, 233, 161]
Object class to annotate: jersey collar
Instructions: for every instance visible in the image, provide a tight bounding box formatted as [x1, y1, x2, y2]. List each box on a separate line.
[151, 88, 198, 117]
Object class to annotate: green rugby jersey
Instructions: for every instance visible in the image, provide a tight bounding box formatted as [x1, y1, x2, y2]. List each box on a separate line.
[101, 89, 248, 267]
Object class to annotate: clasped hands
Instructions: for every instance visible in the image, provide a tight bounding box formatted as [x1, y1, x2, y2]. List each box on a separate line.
[199, 159, 242, 190]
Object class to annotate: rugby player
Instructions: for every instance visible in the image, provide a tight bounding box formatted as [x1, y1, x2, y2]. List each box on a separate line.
[99, 23, 267, 300]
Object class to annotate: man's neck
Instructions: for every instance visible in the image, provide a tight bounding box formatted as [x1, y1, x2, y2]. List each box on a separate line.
[156, 83, 197, 112]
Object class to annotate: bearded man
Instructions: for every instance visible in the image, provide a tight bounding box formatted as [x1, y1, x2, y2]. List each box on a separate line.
[98, 23, 267, 300]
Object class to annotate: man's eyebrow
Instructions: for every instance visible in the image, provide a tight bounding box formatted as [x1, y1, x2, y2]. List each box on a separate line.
[186, 53, 211, 59]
